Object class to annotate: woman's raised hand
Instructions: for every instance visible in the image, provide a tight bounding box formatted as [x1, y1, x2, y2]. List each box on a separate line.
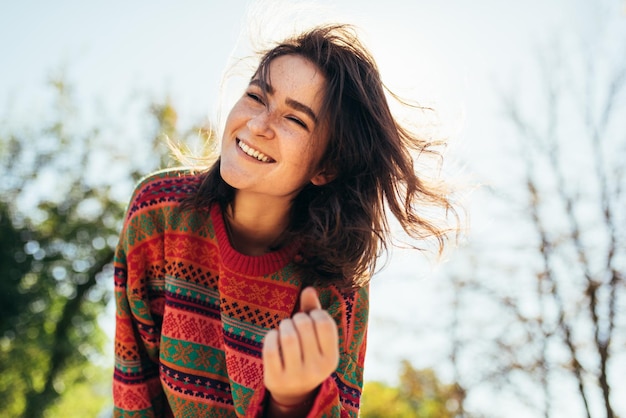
[262, 287, 339, 412]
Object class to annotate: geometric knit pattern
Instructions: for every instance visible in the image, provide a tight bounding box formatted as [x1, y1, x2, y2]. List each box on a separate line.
[113, 169, 369, 417]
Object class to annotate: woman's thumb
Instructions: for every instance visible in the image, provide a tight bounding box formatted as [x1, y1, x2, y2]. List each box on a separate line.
[299, 287, 321, 312]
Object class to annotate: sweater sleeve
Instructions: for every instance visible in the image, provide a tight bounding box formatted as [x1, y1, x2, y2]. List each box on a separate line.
[112, 181, 169, 418]
[247, 284, 370, 418]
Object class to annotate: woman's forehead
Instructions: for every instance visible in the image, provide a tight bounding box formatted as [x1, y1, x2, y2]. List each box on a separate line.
[256, 55, 326, 98]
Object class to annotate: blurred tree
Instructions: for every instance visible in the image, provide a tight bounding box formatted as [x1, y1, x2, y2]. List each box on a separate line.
[442, 3, 626, 418]
[0, 76, 213, 417]
[361, 360, 465, 418]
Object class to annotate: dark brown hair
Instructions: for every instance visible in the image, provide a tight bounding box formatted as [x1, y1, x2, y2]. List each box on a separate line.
[187, 24, 459, 289]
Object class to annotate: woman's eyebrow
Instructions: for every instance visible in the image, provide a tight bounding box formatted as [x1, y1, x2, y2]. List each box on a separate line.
[285, 98, 318, 124]
[249, 79, 318, 124]
[250, 79, 274, 94]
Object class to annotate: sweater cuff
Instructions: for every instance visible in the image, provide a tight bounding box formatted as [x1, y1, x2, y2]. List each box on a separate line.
[245, 376, 343, 418]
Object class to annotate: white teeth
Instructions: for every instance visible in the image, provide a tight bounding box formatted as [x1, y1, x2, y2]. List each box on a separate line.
[238, 140, 271, 162]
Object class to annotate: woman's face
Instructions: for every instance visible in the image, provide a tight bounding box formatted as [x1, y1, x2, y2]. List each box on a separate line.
[220, 54, 331, 202]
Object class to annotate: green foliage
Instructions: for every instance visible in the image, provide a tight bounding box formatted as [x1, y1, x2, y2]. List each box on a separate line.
[0, 79, 123, 417]
[361, 381, 417, 418]
[0, 204, 37, 338]
[43, 364, 112, 418]
[361, 361, 464, 418]
[0, 76, 211, 417]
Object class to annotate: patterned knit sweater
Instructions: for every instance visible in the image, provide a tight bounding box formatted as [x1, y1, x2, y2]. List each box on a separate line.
[113, 169, 369, 417]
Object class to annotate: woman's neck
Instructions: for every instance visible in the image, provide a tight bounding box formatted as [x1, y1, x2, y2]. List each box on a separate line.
[225, 193, 292, 256]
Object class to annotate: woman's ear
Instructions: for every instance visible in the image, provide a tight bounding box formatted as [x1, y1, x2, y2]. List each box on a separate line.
[310, 169, 336, 186]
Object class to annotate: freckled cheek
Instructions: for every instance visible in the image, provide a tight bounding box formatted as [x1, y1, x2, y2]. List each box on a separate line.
[286, 145, 322, 175]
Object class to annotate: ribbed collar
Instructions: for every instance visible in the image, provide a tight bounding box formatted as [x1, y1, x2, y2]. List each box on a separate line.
[210, 204, 298, 276]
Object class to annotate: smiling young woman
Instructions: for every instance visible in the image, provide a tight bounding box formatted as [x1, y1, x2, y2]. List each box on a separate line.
[112, 23, 460, 418]
[211, 54, 333, 258]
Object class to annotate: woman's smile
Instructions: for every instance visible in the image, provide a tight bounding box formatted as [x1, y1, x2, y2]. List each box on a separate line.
[236, 138, 275, 163]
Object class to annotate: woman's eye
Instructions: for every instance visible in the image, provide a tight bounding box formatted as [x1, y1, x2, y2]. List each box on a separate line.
[246, 92, 264, 104]
[287, 116, 308, 130]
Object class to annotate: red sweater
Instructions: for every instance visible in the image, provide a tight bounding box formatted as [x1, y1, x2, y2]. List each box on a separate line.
[113, 169, 369, 417]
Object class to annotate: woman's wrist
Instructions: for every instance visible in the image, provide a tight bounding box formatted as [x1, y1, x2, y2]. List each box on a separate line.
[270, 392, 314, 409]
[267, 389, 317, 417]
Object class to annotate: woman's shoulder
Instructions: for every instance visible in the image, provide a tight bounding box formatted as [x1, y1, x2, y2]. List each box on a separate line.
[125, 167, 203, 219]
[133, 167, 201, 193]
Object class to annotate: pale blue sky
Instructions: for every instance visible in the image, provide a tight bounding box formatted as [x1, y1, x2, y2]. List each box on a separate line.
[1, 0, 586, 130]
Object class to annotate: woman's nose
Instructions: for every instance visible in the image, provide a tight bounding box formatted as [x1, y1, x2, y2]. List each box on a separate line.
[247, 109, 275, 139]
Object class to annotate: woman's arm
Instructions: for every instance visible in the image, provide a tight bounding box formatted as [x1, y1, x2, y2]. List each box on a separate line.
[112, 175, 169, 418]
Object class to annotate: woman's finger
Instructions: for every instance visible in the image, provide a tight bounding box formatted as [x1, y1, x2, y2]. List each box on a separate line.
[278, 318, 302, 371]
[310, 309, 339, 360]
[292, 312, 319, 362]
[262, 329, 283, 370]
